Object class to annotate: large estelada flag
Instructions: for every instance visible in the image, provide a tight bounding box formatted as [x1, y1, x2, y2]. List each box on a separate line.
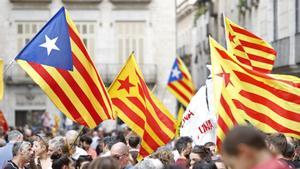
[167, 57, 195, 107]
[224, 17, 276, 73]
[109, 54, 176, 159]
[210, 37, 300, 150]
[15, 7, 113, 128]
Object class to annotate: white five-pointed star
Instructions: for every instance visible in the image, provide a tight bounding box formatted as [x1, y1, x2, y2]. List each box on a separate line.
[39, 35, 60, 56]
[171, 67, 181, 79]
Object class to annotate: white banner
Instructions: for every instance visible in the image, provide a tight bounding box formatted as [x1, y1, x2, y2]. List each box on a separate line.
[180, 68, 217, 145]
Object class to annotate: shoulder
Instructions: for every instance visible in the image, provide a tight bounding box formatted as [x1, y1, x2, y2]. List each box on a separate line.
[3, 161, 18, 169]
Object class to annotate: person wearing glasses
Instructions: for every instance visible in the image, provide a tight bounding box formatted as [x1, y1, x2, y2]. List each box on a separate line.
[3, 141, 34, 169]
[33, 134, 52, 169]
[110, 142, 132, 169]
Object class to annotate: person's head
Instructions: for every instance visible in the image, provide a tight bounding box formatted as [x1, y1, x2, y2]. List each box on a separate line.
[222, 126, 268, 169]
[51, 153, 72, 169]
[66, 130, 79, 146]
[8, 130, 23, 143]
[134, 158, 164, 169]
[110, 142, 129, 169]
[190, 146, 212, 167]
[48, 136, 66, 156]
[75, 155, 93, 169]
[266, 133, 287, 156]
[151, 149, 175, 167]
[128, 135, 140, 149]
[204, 142, 216, 157]
[88, 157, 120, 169]
[79, 135, 92, 151]
[33, 134, 49, 157]
[192, 160, 217, 169]
[175, 137, 193, 158]
[13, 141, 34, 164]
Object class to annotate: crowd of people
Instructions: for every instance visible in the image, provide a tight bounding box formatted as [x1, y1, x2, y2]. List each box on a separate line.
[0, 125, 300, 169]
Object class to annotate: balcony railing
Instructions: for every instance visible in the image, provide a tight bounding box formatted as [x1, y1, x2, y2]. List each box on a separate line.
[271, 37, 290, 67]
[10, 0, 51, 2]
[5, 63, 157, 85]
[110, 0, 151, 3]
[62, 0, 102, 3]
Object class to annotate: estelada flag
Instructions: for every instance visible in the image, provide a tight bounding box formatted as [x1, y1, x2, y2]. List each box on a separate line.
[167, 57, 195, 106]
[224, 17, 276, 73]
[0, 111, 8, 132]
[209, 37, 300, 150]
[109, 54, 176, 159]
[15, 7, 113, 128]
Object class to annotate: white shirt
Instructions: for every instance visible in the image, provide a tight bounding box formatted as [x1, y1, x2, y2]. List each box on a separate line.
[71, 146, 88, 160]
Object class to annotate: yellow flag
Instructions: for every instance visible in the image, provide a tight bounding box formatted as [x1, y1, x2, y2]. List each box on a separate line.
[109, 54, 176, 159]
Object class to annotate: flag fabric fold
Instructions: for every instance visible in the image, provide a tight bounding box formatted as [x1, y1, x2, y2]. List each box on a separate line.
[210, 37, 300, 151]
[167, 57, 195, 107]
[109, 54, 176, 159]
[15, 7, 113, 128]
[224, 17, 276, 73]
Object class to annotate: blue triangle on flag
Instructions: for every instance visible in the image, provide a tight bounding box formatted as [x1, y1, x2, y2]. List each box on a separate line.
[168, 58, 183, 83]
[15, 7, 73, 71]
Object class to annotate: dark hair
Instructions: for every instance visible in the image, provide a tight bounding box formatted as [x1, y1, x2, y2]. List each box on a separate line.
[51, 152, 70, 169]
[283, 143, 295, 159]
[107, 136, 119, 150]
[222, 126, 267, 156]
[192, 146, 212, 162]
[192, 161, 217, 169]
[266, 133, 287, 156]
[75, 155, 93, 169]
[128, 135, 140, 148]
[204, 142, 215, 148]
[175, 137, 193, 154]
[80, 135, 93, 145]
[88, 157, 120, 169]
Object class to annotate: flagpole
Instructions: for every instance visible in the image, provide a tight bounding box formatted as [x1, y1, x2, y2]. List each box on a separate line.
[70, 125, 84, 150]
[4, 59, 15, 74]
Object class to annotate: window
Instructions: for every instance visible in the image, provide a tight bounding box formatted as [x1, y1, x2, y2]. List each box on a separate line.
[16, 22, 44, 51]
[116, 21, 146, 63]
[75, 22, 96, 57]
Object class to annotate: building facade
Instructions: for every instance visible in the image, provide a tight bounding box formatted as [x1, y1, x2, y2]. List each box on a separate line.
[177, 0, 300, 88]
[0, 0, 176, 128]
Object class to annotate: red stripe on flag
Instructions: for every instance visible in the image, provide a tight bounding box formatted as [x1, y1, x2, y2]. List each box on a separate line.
[252, 66, 271, 73]
[167, 83, 190, 103]
[216, 136, 223, 152]
[239, 40, 276, 55]
[178, 79, 194, 94]
[230, 24, 261, 40]
[68, 25, 113, 112]
[217, 115, 230, 136]
[72, 54, 111, 119]
[139, 145, 150, 158]
[127, 97, 172, 143]
[235, 55, 252, 66]
[215, 47, 300, 87]
[142, 129, 161, 152]
[220, 95, 237, 125]
[233, 99, 300, 136]
[28, 62, 87, 126]
[234, 71, 300, 104]
[235, 45, 246, 52]
[247, 53, 275, 65]
[111, 98, 145, 128]
[240, 90, 300, 122]
[136, 71, 176, 131]
[57, 70, 103, 123]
